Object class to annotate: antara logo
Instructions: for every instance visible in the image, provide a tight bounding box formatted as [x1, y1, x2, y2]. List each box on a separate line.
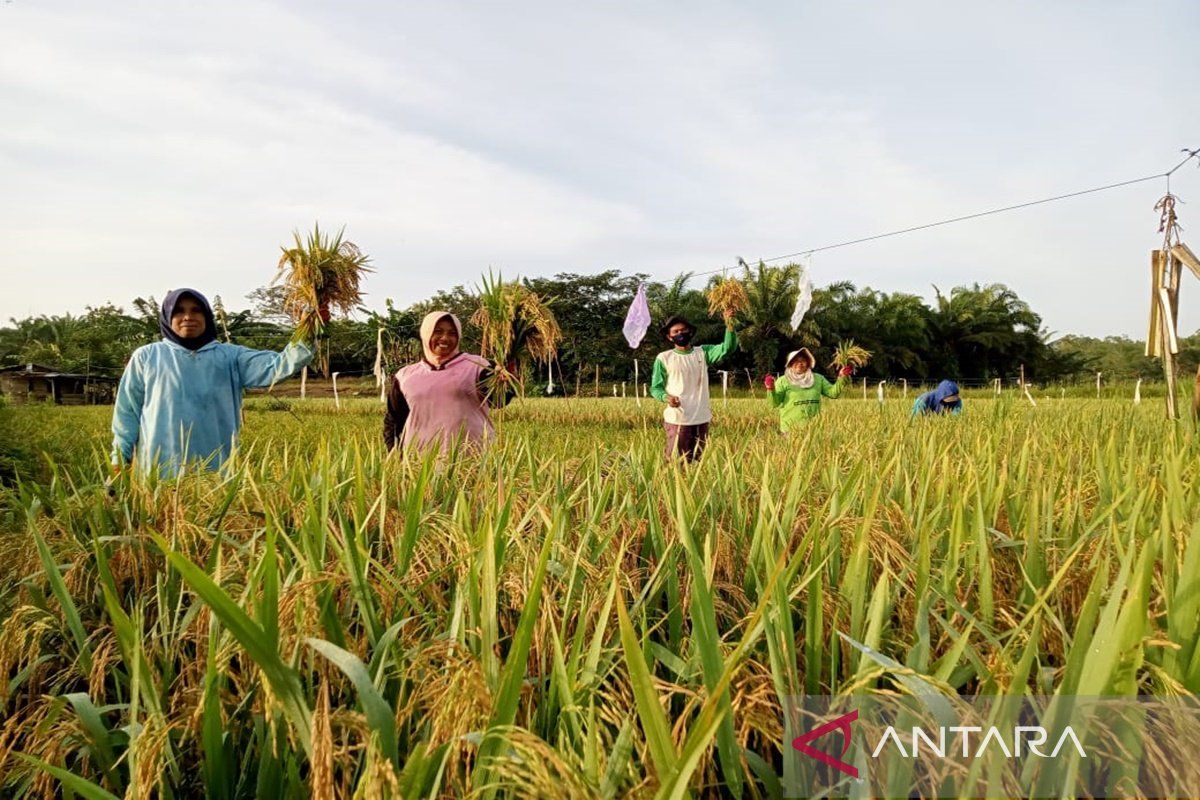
[791, 709, 1088, 776]
[791, 710, 860, 779]
[870, 725, 1087, 759]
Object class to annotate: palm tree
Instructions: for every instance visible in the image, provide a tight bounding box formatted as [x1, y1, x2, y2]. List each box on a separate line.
[733, 261, 801, 375]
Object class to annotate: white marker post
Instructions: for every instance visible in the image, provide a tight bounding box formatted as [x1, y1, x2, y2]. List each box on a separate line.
[300, 366, 308, 400]
[633, 360, 640, 406]
[877, 380, 886, 404]
[901, 378, 907, 398]
[1096, 372, 1102, 399]
[994, 378, 1001, 395]
[621, 382, 626, 399]
[332, 372, 340, 410]
[1134, 378, 1142, 405]
[719, 370, 729, 406]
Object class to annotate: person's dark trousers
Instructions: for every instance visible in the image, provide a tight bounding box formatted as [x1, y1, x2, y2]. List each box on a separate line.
[663, 422, 709, 462]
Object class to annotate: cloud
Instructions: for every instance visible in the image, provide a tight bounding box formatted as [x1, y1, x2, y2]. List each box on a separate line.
[2, 0, 1198, 338]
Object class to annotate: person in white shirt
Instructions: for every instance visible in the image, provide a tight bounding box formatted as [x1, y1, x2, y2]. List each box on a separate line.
[649, 309, 738, 462]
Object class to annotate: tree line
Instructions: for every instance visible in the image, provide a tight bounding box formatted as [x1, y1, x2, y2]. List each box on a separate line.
[0, 264, 1187, 387]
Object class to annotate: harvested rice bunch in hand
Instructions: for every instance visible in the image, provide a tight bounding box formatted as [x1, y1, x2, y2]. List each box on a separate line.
[471, 271, 561, 398]
[706, 276, 749, 319]
[275, 223, 372, 346]
[830, 340, 872, 374]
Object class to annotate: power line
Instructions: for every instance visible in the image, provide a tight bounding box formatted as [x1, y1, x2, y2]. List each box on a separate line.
[688, 150, 1200, 280]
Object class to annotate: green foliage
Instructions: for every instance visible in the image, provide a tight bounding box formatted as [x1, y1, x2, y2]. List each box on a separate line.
[0, 272, 1168, 389]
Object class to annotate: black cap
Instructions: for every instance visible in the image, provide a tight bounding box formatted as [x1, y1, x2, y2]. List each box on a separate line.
[661, 315, 696, 337]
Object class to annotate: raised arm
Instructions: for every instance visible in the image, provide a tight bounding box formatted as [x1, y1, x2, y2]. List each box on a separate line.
[702, 326, 738, 365]
[383, 376, 409, 450]
[111, 352, 146, 466]
[234, 342, 314, 389]
[768, 379, 787, 408]
[820, 374, 846, 399]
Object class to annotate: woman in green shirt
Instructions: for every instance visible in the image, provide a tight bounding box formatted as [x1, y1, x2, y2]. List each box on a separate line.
[764, 348, 853, 432]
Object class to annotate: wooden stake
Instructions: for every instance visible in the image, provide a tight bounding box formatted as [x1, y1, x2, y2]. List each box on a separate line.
[1159, 288, 1181, 354]
[594, 365, 600, 398]
[1192, 365, 1200, 421]
[1147, 251, 1165, 358]
[1171, 243, 1200, 280]
[1159, 288, 1180, 420]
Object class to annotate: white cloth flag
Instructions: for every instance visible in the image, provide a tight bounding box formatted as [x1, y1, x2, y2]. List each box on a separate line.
[790, 268, 813, 332]
[373, 327, 386, 402]
[623, 282, 652, 348]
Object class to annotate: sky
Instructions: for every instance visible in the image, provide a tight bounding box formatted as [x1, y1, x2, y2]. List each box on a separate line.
[2, 0, 1198, 338]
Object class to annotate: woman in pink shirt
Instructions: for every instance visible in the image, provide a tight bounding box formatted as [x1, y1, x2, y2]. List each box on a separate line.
[384, 310, 515, 455]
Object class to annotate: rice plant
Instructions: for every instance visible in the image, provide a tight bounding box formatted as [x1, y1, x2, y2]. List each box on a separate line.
[0, 395, 1197, 797]
[274, 223, 373, 371]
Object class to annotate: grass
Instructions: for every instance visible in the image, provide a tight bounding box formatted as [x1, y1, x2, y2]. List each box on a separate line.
[0, 394, 1197, 797]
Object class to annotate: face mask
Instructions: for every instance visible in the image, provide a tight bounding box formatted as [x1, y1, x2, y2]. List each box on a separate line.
[670, 331, 694, 347]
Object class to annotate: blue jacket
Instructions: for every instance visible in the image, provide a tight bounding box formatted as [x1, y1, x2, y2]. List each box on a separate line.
[912, 379, 963, 417]
[111, 339, 313, 475]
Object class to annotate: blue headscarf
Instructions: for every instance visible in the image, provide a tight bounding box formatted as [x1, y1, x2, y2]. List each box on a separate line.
[160, 288, 217, 351]
[921, 379, 962, 414]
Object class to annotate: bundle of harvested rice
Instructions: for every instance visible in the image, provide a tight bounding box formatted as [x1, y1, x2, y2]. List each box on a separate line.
[274, 223, 372, 346]
[706, 276, 749, 317]
[471, 271, 561, 397]
[830, 340, 872, 372]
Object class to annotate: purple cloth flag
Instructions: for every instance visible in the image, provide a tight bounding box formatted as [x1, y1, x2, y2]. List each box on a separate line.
[623, 282, 652, 348]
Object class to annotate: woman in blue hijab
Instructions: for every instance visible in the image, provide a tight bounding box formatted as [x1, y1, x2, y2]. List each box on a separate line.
[111, 288, 313, 476]
[912, 379, 963, 417]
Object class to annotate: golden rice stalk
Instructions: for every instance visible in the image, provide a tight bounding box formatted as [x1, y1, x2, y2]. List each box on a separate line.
[706, 276, 749, 317]
[830, 340, 872, 370]
[471, 271, 561, 398]
[310, 681, 334, 799]
[274, 222, 373, 344]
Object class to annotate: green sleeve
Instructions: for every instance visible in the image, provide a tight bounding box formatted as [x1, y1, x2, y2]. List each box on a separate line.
[702, 326, 737, 365]
[821, 375, 846, 399]
[768, 380, 786, 408]
[649, 356, 668, 402]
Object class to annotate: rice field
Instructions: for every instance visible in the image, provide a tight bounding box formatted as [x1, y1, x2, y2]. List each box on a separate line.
[0, 394, 1197, 798]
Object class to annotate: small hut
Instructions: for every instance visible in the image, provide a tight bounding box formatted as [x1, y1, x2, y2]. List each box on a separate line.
[0, 364, 117, 405]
